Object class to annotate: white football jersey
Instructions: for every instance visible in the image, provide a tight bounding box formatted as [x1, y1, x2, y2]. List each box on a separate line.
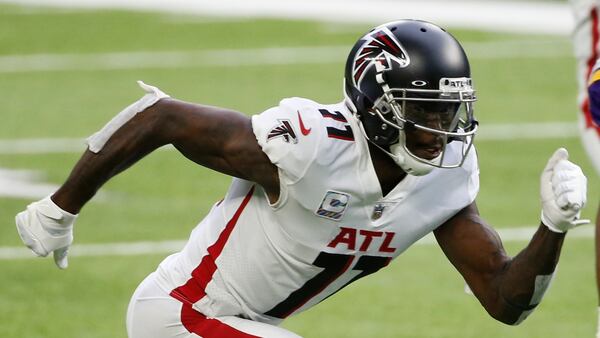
[155, 97, 479, 325]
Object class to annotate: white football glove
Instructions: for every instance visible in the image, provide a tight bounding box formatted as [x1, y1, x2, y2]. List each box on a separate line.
[540, 148, 588, 233]
[15, 196, 77, 269]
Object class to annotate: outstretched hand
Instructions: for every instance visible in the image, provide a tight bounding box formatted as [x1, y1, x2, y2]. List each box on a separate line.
[15, 196, 77, 269]
[540, 148, 588, 233]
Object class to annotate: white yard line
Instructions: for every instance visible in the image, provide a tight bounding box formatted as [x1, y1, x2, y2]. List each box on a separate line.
[0, 138, 88, 154]
[415, 225, 594, 245]
[0, 47, 348, 73]
[0, 226, 592, 260]
[0, 122, 579, 155]
[0, 139, 175, 154]
[0, 240, 187, 260]
[0, 40, 572, 73]
[0, 168, 58, 198]
[0, 0, 575, 35]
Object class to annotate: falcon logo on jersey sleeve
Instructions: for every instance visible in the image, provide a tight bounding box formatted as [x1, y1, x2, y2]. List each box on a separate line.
[316, 191, 349, 221]
[353, 26, 410, 87]
[267, 119, 298, 144]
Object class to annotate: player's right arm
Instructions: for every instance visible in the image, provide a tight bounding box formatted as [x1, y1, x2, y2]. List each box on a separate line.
[15, 84, 279, 268]
[53, 97, 279, 213]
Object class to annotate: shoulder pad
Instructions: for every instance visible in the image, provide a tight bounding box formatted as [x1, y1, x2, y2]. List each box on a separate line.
[252, 99, 323, 183]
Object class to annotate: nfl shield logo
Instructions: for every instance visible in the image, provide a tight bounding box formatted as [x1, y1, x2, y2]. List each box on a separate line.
[371, 203, 385, 220]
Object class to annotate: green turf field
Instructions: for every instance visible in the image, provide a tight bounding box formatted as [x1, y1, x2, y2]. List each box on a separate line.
[1, 4, 599, 338]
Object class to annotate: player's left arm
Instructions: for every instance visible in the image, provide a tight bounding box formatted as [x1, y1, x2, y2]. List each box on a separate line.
[434, 148, 588, 325]
[434, 203, 564, 325]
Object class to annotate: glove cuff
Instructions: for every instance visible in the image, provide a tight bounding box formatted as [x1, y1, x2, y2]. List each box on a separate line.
[540, 210, 566, 233]
[46, 196, 77, 218]
[34, 196, 78, 229]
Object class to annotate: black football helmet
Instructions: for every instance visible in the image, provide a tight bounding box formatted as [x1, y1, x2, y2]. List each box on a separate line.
[344, 20, 478, 175]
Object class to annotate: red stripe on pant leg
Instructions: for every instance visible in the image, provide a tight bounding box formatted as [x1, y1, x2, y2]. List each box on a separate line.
[170, 186, 255, 305]
[181, 303, 260, 338]
[582, 8, 600, 135]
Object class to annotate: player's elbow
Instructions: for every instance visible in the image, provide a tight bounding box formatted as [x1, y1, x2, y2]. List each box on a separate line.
[146, 98, 179, 141]
[473, 288, 529, 326]
[483, 297, 534, 326]
[487, 307, 527, 326]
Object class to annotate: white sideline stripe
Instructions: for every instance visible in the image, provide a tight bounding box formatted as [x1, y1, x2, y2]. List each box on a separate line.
[0, 122, 579, 154]
[0, 0, 575, 35]
[0, 226, 592, 260]
[0, 40, 572, 73]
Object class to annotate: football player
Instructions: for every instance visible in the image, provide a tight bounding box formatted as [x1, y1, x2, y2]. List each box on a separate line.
[569, 0, 600, 336]
[15, 20, 588, 337]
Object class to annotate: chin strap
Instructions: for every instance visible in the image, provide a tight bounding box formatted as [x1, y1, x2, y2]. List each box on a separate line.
[352, 114, 435, 176]
[389, 132, 440, 176]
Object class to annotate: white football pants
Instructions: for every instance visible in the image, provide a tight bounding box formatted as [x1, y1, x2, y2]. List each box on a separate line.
[126, 272, 302, 338]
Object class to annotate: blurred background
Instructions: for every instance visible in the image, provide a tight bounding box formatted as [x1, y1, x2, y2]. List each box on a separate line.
[0, 0, 598, 337]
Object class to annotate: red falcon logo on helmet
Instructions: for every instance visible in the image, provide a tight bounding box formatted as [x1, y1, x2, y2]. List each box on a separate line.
[352, 26, 410, 87]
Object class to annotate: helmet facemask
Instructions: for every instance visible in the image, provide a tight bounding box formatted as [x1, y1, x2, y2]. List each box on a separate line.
[367, 69, 478, 175]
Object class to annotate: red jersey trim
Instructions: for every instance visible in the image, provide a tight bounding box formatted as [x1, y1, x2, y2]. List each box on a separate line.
[169, 186, 255, 333]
